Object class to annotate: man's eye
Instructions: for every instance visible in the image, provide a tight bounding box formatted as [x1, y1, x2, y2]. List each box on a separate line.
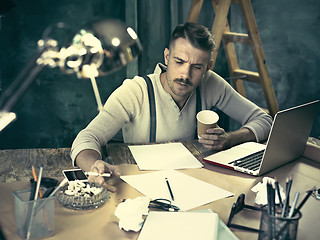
[193, 66, 202, 70]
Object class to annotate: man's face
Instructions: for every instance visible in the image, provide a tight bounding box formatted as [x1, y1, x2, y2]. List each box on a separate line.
[163, 38, 212, 99]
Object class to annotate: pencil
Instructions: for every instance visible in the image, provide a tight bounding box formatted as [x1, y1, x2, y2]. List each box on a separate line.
[281, 177, 293, 217]
[293, 188, 314, 216]
[165, 178, 174, 201]
[288, 192, 300, 218]
[274, 178, 283, 208]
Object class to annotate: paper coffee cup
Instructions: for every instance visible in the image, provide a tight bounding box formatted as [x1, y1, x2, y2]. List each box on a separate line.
[196, 110, 219, 138]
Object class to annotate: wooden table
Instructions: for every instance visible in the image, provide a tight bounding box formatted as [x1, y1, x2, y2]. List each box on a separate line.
[0, 141, 320, 240]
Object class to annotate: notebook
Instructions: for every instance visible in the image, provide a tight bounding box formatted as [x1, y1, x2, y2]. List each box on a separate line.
[137, 211, 219, 240]
[203, 100, 319, 176]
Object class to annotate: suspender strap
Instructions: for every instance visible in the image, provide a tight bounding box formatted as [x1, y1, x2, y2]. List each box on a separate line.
[142, 76, 157, 142]
[195, 86, 202, 138]
[195, 86, 202, 114]
[143, 75, 202, 142]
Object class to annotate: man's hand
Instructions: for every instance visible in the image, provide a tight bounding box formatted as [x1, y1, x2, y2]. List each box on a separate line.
[198, 127, 232, 150]
[198, 126, 257, 151]
[74, 149, 121, 193]
[88, 160, 121, 193]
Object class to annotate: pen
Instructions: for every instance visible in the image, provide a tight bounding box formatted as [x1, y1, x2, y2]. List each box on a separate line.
[32, 166, 43, 198]
[85, 172, 111, 177]
[293, 188, 314, 216]
[34, 178, 68, 216]
[274, 178, 283, 208]
[281, 177, 292, 217]
[26, 167, 43, 239]
[276, 188, 314, 239]
[288, 192, 300, 218]
[48, 178, 68, 197]
[266, 180, 272, 215]
[271, 182, 276, 216]
[165, 178, 174, 201]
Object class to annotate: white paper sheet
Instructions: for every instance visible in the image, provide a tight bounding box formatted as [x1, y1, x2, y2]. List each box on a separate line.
[137, 211, 219, 240]
[128, 142, 203, 170]
[121, 170, 234, 211]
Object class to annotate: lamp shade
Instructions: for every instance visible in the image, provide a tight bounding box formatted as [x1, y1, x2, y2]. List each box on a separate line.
[62, 19, 142, 78]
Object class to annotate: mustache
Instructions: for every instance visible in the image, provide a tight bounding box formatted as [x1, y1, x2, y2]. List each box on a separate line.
[174, 78, 193, 86]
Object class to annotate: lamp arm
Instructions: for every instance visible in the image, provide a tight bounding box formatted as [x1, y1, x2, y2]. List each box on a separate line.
[89, 76, 104, 112]
[0, 49, 46, 112]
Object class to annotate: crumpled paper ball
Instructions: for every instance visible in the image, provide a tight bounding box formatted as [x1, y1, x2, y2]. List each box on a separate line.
[114, 196, 150, 232]
[251, 177, 286, 205]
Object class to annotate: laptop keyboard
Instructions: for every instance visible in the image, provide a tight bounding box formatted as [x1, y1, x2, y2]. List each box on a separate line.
[231, 150, 265, 171]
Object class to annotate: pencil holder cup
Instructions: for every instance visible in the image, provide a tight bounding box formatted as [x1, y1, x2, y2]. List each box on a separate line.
[13, 189, 55, 240]
[258, 205, 302, 240]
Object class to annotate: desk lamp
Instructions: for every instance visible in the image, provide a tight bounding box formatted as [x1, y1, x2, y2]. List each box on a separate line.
[0, 19, 142, 131]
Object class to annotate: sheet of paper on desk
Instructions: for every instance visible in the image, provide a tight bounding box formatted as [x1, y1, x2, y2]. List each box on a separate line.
[121, 169, 234, 211]
[137, 211, 219, 240]
[128, 142, 203, 170]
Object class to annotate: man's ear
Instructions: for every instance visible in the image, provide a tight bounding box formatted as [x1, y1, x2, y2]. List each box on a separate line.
[206, 60, 214, 71]
[164, 48, 170, 65]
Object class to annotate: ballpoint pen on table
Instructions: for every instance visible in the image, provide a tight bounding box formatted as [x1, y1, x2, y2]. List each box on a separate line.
[165, 178, 174, 201]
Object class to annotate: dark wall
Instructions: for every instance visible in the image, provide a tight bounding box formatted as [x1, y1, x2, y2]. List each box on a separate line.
[230, 0, 320, 136]
[0, 0, 127, 148]
[0, 0, 319, 149]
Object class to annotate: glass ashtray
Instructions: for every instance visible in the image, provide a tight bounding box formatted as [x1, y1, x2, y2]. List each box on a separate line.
[56, 181, 109, 210]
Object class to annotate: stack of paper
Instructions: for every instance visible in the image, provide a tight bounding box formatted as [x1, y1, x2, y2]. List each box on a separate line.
[137, 210, 239, 240]
[138, 211, 219, 240]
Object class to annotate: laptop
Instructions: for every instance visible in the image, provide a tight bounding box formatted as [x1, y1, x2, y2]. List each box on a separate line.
[203, 100, 319, 176]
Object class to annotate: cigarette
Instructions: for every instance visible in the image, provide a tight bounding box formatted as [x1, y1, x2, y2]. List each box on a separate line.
[85, 172, 111, 177]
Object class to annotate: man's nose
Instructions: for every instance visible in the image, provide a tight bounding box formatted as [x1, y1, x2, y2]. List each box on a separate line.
[180, 64, 192, 79]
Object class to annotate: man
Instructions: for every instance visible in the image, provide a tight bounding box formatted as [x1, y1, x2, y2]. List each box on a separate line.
[70, 22, 273, 192]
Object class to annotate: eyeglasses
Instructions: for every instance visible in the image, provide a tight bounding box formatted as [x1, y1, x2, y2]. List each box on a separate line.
[149, 199, 180, 212]
[227, 193, 262, 233]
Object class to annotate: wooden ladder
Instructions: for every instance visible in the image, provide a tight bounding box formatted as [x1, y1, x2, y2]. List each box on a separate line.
[187, 0, 278, 116]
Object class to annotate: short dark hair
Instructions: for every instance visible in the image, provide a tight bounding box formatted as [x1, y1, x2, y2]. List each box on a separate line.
[169, 22, 215, 54]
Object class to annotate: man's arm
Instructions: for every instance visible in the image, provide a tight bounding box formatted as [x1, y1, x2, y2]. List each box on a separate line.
[75, 149, 101, 172]
[202, 70, 273, 144]
[70, 78, 145, 191]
